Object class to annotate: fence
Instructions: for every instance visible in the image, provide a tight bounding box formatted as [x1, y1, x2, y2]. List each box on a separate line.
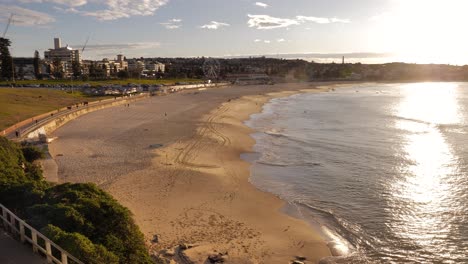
[0, 204, 84, 264]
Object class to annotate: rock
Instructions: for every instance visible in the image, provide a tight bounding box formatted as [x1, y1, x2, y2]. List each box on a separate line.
[151, 252, 170, 264]
[179, 244, 188, 250]
[291, 261, 305, 264]
[152, 234, 159, 243]
[295, 256, 307, 261]
[162, 249, 175, 257]
[207, 253, 226, 263]
[149, 143, 164, 149]
[179, 243, 196, 250]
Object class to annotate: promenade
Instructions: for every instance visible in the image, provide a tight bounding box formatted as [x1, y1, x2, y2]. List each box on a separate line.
[0, 231, 44, 264]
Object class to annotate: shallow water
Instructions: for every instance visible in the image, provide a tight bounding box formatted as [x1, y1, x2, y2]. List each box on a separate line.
[245, 83, 468, 263]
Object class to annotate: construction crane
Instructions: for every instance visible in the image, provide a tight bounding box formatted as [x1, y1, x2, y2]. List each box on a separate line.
[2, 14, 14, 38]
[81, 35, 90, 55]
[70, 35, 90, 94]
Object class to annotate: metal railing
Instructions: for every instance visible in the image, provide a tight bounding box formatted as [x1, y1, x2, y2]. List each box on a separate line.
[0, 203, 84, 264]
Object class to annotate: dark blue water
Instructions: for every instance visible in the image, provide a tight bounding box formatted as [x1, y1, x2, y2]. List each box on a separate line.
[245, 83, 468, 263]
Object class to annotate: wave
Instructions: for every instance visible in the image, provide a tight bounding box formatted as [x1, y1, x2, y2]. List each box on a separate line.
[257, 160, 322, 167]
[264, 129, 287, 137]
[391, 115, 432, 126]
[436, 124, 468, 134]
[392, 115, 468, 131]
[296, 201, 378, 255]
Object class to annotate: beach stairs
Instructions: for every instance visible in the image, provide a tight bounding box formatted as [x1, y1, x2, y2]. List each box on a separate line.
[0, 203, 83, 264]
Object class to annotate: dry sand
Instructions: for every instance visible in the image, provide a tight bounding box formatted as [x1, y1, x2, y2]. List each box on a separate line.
[48, 83, 339, 263]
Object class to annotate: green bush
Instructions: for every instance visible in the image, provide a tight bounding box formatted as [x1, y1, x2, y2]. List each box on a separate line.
[42, 224, 119, 264]
[29, 183, 153, 264]
[21, 145, 45, 163]
[0, 137, 153, 263]
[0, 137, 26, 181]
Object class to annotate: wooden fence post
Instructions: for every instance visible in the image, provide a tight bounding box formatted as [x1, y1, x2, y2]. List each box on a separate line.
[2, 207, 8, 229]
[32, 230, 38, 253]
[46, 241, 52, 263]
[61, 251, 68, 264]
[19, 221, 25, 243]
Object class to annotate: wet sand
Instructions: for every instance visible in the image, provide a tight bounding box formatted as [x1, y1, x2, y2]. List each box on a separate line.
[48, 83, 334, 263]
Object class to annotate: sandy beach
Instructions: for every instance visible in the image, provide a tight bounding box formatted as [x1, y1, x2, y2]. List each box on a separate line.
[48, 83, 336, 263]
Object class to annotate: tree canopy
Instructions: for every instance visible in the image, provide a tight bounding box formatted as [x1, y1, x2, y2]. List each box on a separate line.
[0, 38, 14, 80]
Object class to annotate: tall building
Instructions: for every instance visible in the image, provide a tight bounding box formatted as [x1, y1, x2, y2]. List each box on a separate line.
[44, 37, 81, 76]
[54, 38, 61, 49]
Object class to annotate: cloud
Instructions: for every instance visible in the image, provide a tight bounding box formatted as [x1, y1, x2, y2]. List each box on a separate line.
[46, 0, 169, 21]
[200, 21, 230, 30]
[0, 4, 55, 26]
[74, 42, 161, 58]
[160, 18, 182, 29]
[296, 16, 350, 24]
[330, 18, 350, 23]
[255, 2, 269, 8]
[253, 38, 286, 44]
[247, 14, 299, 29]
[248, 14, 350, 29]
[53, 6, 80, 14]
[78, 42, 161, 51]
[18, 0, 87, 7]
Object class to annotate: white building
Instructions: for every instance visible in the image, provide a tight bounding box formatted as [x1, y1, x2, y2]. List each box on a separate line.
[44, 38, 81, 76]
[128, 59, 145, 72]
[145, 61, 165, 73]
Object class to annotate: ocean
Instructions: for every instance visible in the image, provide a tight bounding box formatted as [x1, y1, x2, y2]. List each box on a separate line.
[244, 83, 468, 263]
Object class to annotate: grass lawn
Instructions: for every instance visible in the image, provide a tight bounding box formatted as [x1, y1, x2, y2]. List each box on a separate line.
[0, 78, 202, 87]
[0, 88, 110, 131]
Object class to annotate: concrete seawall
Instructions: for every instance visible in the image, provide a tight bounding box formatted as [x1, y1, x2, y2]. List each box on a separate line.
[25, 94, 150, 141]
[164, 82, 230, 92]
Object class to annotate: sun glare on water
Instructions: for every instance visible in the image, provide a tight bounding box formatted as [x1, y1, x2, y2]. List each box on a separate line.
[377, 0, 468, 64]
[389, 83, 462, 257]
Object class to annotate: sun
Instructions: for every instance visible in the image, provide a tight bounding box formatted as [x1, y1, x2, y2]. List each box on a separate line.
[374, 0, 468, 64]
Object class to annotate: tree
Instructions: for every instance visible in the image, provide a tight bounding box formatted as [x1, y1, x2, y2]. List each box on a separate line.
[0, 38, 14, 80]
[89, 62, 96, 79]
[72, 60, 81, 78]
[101, 64, 108, 78]
[51, 59, 64, 79]
[33, 50, 41, 78]
[17, 65, 25, 79]
[112, 65, 118, 77]
[117, 70, 129, 79]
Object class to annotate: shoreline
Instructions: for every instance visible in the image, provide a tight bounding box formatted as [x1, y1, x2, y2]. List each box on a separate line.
[46, 83, 351, 263]
[240, 88, 354, 261]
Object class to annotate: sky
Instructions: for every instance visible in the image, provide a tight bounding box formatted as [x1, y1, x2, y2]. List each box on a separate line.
[0, 0, 467, 64]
